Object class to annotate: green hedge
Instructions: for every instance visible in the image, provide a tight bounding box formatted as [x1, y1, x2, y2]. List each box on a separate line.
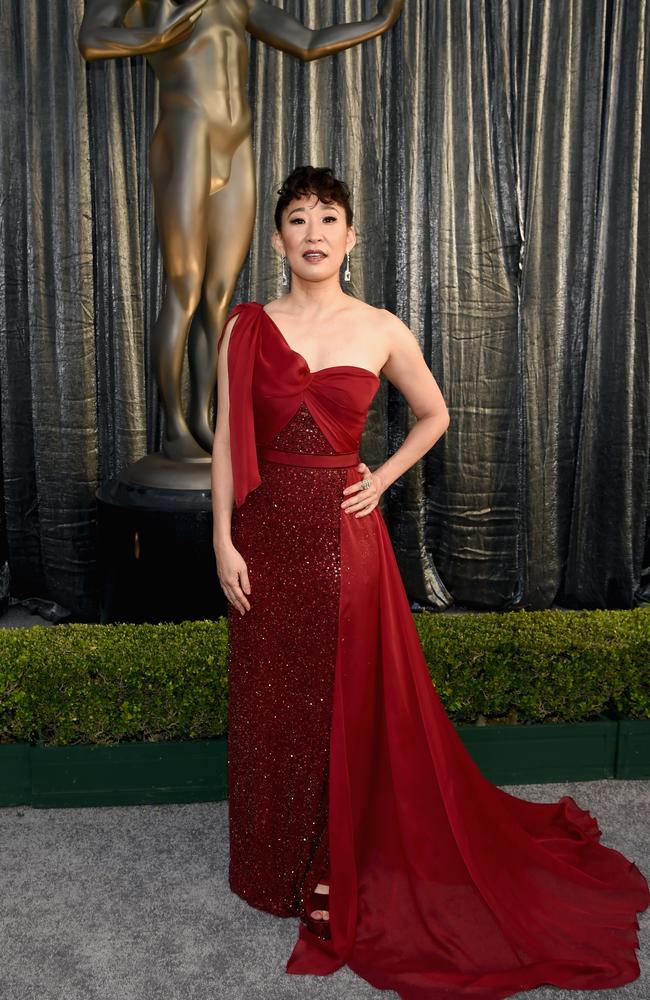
[0, 621, 229, 747]
[0, 608, 647, 747]
[417, 608, 650, 724]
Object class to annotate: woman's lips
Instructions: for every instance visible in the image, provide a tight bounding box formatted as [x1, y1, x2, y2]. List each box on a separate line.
[303, 251, 327, 262]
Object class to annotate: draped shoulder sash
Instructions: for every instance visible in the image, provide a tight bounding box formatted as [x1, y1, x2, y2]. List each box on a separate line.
[217, 302, 262, 509]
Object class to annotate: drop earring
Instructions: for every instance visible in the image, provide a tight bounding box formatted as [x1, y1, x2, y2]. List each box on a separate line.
[344, 252, 351, 282]
[281, 254, 288, 286]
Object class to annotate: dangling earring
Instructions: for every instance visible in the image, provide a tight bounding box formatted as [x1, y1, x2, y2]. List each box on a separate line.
[281, 254, 288, 286]
[344, 252, 351, 282]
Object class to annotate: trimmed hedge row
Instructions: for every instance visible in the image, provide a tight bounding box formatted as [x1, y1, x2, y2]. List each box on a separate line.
[0, 607, 647, 747]
[0, 621, 229, 747]
[417, 607, 650, 724]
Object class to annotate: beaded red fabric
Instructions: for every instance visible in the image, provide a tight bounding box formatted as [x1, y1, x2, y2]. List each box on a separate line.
[228, 402, 344, 918]
[219, 302, 650, 1000]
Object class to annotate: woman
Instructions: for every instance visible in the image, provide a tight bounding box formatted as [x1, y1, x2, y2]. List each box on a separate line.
[211, 166, 649, 999]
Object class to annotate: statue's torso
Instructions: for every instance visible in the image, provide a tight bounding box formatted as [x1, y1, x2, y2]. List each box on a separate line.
[146, 0, 251, 134]
[144, 0, 252, 190]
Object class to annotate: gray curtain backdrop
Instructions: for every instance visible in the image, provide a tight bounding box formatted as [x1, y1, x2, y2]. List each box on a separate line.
[1, 0, 648, 620]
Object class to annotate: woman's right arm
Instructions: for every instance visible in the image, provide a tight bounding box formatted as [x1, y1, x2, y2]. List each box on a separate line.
[212, 315, 251, 616]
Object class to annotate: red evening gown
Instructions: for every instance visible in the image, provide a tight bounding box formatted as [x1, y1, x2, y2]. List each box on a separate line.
[219, 300, 649, 1000]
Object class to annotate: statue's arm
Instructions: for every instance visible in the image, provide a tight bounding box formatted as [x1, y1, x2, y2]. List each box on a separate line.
[78, 0, 207, 61]
[245, 0, 404, 62]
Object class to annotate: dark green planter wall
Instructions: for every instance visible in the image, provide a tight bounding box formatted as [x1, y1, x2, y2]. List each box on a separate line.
[457, 719, 619, 784]
[616, 720, 650, 779]
[1, 719, 647, 809]
[0, 738, 228, 809]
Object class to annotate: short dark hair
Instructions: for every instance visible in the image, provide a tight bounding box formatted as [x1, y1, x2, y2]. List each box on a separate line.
[274, 166, 353, 231]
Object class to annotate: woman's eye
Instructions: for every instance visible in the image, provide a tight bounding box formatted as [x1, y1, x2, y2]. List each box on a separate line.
[290, 218, 305, 224]
[323, 216, 337, 222]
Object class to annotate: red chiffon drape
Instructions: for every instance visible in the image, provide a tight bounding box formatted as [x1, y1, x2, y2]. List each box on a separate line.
[220, 301, 649, 999]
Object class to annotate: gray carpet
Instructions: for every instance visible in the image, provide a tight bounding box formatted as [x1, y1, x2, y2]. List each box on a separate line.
[0, 779, 647, 1000]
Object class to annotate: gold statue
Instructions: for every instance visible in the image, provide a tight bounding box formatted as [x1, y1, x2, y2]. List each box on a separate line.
[78, 0, 404, 487]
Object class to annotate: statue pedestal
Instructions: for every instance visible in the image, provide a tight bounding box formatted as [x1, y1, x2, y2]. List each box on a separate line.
[96, 476, 227, 624]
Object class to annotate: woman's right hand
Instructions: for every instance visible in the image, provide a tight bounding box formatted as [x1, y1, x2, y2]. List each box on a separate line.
[215, 540, 251, 615]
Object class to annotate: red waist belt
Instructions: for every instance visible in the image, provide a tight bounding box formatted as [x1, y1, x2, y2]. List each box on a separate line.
[258, 447, 360, 468]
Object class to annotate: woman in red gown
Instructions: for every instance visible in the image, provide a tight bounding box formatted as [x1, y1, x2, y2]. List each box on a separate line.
[211, 166, 649, 999]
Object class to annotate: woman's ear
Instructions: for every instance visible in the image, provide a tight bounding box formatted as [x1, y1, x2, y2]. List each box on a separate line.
[271, 229, 285, 258]
[346, 226, 357, 254]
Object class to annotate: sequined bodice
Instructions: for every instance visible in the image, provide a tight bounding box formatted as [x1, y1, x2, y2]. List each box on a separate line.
[268, 402, 338, 455]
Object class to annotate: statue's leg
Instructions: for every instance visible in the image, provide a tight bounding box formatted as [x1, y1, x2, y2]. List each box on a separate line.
[187, 134, 257, 452]
[150, 110, 211, 461]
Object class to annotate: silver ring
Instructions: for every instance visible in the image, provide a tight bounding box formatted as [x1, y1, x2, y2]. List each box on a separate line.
[360, 477, 372, 489]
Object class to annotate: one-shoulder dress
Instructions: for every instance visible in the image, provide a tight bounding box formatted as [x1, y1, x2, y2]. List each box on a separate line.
[218, 300, 649, 1000]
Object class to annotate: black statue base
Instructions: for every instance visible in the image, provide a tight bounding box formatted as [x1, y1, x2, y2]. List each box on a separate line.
[96, 476, 227, 624]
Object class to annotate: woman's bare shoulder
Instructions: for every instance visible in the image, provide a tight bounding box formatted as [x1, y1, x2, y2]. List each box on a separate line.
[348, 300, 410, 355]
[347, 298, 405, 330]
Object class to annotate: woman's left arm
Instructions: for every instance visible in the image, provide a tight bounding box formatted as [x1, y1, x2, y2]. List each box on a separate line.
[376, 314, 450, 494]
[245, 0, 404, 62]
[342, 313, 450, 517]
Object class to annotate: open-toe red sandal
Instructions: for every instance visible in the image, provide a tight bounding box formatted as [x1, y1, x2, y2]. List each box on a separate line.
[302, 881, 330, 940]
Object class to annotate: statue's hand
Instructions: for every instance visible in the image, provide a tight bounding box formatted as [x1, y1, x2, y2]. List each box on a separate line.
[377, 0, 405, 26]
[147, 0, 207, 49]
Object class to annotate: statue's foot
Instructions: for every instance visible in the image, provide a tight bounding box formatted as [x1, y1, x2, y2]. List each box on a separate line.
[188, 416, 215, 455]
[162, 430, 211, 462]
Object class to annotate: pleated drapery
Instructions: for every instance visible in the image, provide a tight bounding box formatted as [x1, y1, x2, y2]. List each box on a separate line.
[0, 0, 648, 619]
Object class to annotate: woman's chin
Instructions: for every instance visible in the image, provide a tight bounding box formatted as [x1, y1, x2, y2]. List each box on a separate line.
[291, 266, 342, 285]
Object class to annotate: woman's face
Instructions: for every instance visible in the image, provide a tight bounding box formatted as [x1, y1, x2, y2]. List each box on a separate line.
[273, 192, 356, 284]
